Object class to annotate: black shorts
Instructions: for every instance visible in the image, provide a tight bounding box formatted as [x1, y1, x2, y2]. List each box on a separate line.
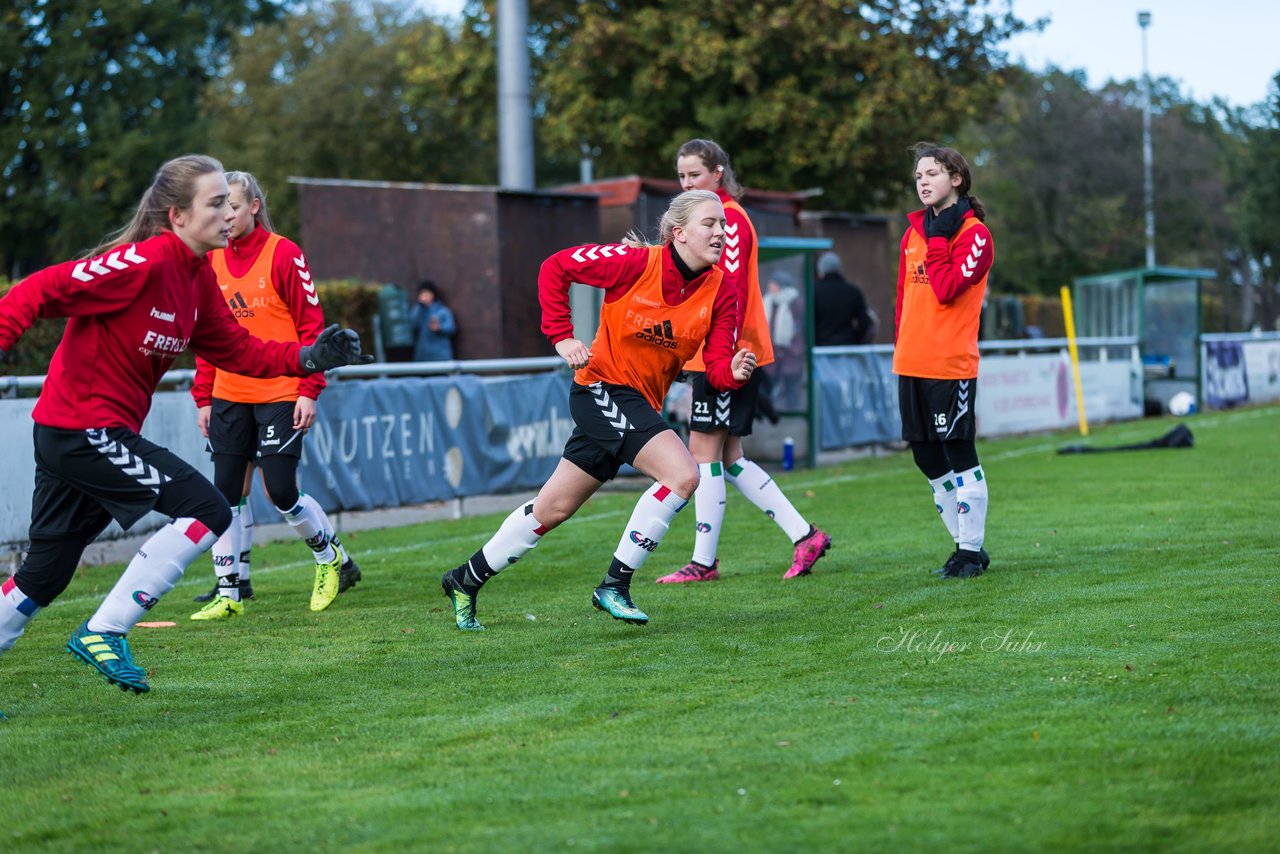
[687, 370, 760, 437]
[207, 399, 303, 460]
[898, 376, 977, 443]
[563, 382, 671, 482]
[29, 424, 209, 538]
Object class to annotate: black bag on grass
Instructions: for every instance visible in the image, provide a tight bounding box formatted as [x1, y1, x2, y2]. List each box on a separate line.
[1058, 424, 1193, 455]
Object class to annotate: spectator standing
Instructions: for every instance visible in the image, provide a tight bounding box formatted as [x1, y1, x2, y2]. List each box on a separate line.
[762, 270, 805, 410]
[814, 251, 876, 346]
[409, 281, 457, 362]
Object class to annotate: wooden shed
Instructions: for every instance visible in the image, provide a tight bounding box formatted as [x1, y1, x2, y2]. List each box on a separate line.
[293, 177, 600, 360]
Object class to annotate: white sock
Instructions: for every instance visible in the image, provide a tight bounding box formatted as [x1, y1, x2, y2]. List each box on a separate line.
[283, 493, 336, 563]
[928, 471, 960, 544]
[89, 518, 217, 634]
[209, 504, 242, 601]
[0, 576, 41, 654]
[613, 483, 687, 570]
[955, 465, 989, 551]
[238, 497, 254, 580]
[726, 457, 810, 542]
[691, 462, 726, 566]
[479, 502, 548, 573]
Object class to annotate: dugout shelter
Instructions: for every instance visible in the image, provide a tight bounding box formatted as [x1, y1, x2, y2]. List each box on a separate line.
[1073, 266, 1216, 414]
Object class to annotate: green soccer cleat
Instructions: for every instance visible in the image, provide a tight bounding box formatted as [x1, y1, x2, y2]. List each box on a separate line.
[193, 578, 254, 602]
[592, 586, 649, 625]
[310, 551, 342, 612]
[190, 595, 244, 621]
[66, 621, 150, 694]
[441, 571, 485, 631]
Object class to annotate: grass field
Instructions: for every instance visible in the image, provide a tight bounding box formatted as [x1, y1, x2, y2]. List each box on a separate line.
[2, 405, 1277, 852]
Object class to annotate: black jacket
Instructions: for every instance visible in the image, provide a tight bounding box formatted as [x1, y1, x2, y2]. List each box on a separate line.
[813, 273, 874, 346]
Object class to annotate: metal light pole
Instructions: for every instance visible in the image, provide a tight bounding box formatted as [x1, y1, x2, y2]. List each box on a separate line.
[497, 0, 534, 190]
[1138, 11, 1155, 269]
[579, 141, 601, 184]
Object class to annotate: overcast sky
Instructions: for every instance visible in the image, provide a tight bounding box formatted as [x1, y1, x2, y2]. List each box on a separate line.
[1005, 0, 1277, 108]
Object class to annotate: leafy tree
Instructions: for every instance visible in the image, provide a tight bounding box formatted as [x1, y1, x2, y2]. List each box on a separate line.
[528, 0, 1030, 207]
[0, 0, 285, 277]
[1227, 74, 1280, 329]
[400, 2, 503, 185]
[393, 1, 1032, 204]
[205, 1, 459, 238]
[958, 67, 1239, 309]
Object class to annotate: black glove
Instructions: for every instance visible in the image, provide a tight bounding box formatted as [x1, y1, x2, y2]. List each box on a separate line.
[299, 323, 375, 373]
[924, 197, 970, 240]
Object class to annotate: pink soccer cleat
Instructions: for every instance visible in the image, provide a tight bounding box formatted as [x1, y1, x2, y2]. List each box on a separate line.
[784, 527, 831, 579]
[655, 560, 720, 583]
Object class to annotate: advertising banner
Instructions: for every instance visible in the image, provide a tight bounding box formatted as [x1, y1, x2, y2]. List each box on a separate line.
[1242, 339, 1280, 403]
[813, 351, 899, 449]
[1203, 341, 1249, 409]
[1, 372, 573, 550]
[290, 373, 571, 511]
[976, 351, 1142, 435]
[813, 346, 1142, 450]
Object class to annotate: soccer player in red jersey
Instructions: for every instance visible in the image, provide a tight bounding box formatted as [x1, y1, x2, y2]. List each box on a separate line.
[188, 171, 361, 619]
[893, 142, 995, 579]
[657, 139, 830, 585]
[440, 190, 756, 630]
[0, 155, 371, 695]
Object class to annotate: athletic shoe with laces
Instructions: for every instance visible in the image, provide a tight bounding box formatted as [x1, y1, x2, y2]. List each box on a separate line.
[784, 526, 832, 579]
[940, 548, 989, 580]
[310, 550, 342, 612]
[935, 547, 990, 577]
[592, 585, 649, 624]
[441, 570, 484, 630]
[337, 552, 362, 594]
[66, 621, 150, 694]
[655, 560, 720, 583]
[190, 595, 244, 621]
[193, 578, 254, 603]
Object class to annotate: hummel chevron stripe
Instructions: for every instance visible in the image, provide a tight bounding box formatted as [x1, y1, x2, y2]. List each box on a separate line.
[571, 244, 629, 263]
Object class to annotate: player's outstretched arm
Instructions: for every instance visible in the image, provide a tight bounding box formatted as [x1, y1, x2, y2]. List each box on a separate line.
[299, 323, 376, 373]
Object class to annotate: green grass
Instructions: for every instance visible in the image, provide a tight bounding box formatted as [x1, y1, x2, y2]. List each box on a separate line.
[3, 405, 1278, 852]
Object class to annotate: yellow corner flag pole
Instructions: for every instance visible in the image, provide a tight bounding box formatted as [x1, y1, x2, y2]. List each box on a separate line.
[1060, 285, 1089, 436]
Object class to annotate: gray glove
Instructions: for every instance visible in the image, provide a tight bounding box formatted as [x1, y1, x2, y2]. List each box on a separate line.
[299, 324, 375, 373]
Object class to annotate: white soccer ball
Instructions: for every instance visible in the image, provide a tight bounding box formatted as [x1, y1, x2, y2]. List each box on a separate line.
[1168, 391, 1196, 417]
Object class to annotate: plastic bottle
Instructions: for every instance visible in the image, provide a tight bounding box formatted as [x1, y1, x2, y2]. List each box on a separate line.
[782, 436, 795, 471]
